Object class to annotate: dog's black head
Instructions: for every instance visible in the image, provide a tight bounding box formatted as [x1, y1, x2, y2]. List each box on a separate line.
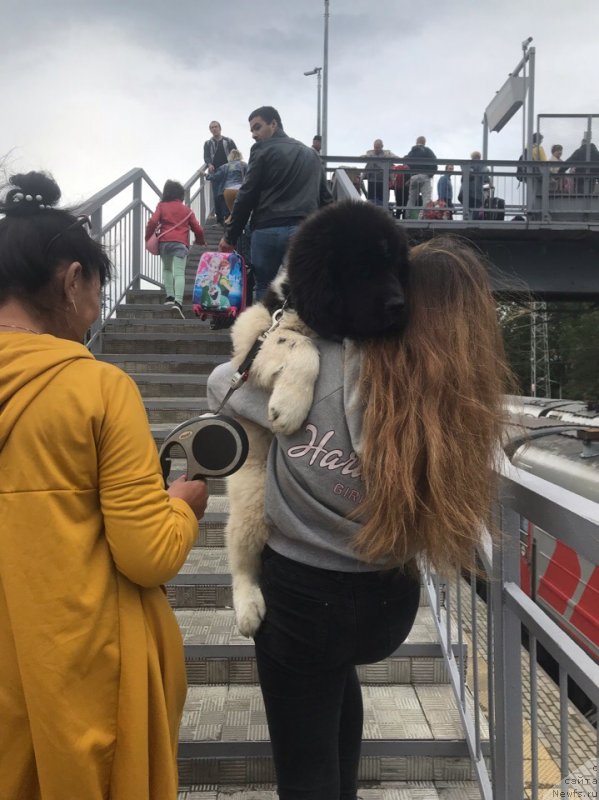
[284, 200, 409, 341]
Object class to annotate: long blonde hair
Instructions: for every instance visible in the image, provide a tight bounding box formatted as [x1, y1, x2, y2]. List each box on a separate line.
[353, 237, 512, 573]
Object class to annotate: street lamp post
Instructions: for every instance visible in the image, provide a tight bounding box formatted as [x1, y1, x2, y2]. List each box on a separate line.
[303, 67, 322, 136]
[322, 0, 330, 155]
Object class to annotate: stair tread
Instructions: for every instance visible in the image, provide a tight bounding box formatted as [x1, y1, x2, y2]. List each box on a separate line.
[101, 331, 230, 341]
[105, 319, 230, 331]
[178, 783, 483, 799]
[176, 547, 230, 575]
[176, 606, 441, 648]
[99, 352, 228, 362]
[180, 684, 487, 743]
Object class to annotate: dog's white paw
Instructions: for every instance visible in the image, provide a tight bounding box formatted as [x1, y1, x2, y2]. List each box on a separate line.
[268, 396, 310, 435]
[234, 585, 266, 638]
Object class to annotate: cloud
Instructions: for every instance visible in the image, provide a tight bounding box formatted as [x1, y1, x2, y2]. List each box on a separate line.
[2, 0, 599, 202]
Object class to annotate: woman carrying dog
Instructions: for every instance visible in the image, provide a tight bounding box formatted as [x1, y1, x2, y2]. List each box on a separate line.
[208, 201, 512, 800]
[0, 171, 208, 799]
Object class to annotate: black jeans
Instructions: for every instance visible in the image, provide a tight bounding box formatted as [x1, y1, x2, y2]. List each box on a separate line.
[254, 546, 421, 800]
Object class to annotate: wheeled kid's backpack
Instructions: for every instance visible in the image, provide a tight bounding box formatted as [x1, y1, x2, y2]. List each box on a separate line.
[192, 251, 247, 321]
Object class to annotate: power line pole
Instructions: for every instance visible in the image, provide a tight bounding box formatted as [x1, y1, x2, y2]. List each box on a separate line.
[530, 302, 551, 398]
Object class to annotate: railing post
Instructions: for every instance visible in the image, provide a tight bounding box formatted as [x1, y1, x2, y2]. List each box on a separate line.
[491, 503, 524, 800]
[462, 164, 471, 220]
[540, 162, 551, 223]
[132, 176, 142, 290]
[382, 160, 390, 213]
[201, 176, 208, 226]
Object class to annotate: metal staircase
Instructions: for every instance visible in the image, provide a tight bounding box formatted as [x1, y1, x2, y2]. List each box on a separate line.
[93, 224, 483, 799]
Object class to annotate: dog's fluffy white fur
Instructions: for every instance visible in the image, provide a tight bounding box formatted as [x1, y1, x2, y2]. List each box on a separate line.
[226, 298, 319, 637]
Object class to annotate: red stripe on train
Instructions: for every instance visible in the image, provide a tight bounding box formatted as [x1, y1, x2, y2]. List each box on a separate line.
[537, 541, 581, 614]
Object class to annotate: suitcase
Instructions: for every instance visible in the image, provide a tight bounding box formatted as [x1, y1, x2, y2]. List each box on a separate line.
[192, 251, 247, 320]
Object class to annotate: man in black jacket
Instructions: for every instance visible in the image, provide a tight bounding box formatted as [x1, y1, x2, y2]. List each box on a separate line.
[219, 106, 332, 299]
[404, 136, 438, 210]
[204, 121, 237, 225]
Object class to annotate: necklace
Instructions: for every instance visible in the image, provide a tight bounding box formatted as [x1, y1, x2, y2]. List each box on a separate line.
[0, 323, 42, 335]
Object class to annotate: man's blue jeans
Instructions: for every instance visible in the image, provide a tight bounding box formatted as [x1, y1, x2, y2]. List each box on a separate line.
[250, 225, 298, 300]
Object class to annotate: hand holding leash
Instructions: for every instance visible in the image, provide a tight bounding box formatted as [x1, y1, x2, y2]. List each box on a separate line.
[167, 475, 209, 519]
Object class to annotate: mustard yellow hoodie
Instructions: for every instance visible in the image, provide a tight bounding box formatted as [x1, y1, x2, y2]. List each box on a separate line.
[0, 333, 197, 800]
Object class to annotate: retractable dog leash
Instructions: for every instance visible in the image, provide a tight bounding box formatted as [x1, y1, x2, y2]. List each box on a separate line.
[159, 306, 286, 484]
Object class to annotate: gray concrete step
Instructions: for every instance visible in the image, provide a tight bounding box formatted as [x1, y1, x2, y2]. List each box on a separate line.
[177, 684, 486, 785]
[100, 332, 231, 355]
[177, 607, 454, 687]
[116, 304, 205, 320]
[103, 319, 229, 336]
[167, 549, 432, 610]
[98, 352, 228, 375]
[130, 373, 208, 398]
[143, 398, 210, 424]
[178, 785, 482, 799]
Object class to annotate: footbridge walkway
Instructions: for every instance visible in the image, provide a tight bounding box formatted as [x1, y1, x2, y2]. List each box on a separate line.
[73, 164, 599, 799]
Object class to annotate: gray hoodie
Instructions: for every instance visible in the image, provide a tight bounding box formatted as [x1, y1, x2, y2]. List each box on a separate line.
[207, 339, 386, 571]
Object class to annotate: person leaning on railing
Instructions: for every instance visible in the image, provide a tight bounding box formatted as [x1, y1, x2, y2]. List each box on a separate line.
[559, 138, 599, 195]
[0, 171, 208, 800]
[206, 149, 247, 222]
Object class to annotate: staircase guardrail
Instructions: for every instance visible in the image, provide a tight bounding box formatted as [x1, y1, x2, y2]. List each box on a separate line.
[80, 168, 209, 348]
[425, 452, 599, 799]
[184, 168, 211, 226]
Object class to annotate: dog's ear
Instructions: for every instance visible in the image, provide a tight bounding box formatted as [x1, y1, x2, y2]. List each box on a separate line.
[287, 201, 410, 341]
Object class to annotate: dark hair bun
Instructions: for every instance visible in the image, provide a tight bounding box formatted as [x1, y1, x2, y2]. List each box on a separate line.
[1, 171, 61, 215]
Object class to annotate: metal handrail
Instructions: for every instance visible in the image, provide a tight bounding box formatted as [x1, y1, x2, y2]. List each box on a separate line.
[325, 156, 599, 226]
[426, 449, 599, 799]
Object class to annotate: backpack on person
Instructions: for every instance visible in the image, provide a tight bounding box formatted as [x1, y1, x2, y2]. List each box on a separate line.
[390, 164, 409, 191]
[192, 251, 247, 321]
[483, 195, 505, 220]
[421, 199, 452, 220]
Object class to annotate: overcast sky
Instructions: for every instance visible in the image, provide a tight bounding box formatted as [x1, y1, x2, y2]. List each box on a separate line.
[2, 0, 599, 205]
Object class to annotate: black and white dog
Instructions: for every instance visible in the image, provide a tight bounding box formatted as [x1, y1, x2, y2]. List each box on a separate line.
[225, 201, 409, 637]
[226, 270, 319, 636]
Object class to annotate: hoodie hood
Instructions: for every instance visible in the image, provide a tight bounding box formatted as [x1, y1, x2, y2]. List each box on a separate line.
[0, 333, 94, 454]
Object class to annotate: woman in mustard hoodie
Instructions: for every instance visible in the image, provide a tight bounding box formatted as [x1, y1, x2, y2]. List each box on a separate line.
[0, 171, 208, 800]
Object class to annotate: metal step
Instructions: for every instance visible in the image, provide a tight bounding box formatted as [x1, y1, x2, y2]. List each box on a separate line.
[133, 375, 208, 399]
[167, 549, 432, 610]
[103, 319, 230, 335]
[143, 397, 211, 424]
[116, 304, 205, 320]
[177, 607, 457, 687]
[100, 332, 232, 356]
[97, 352, 229, 375]
[178, 785, 483, 799]
[177, 684, 486, 785]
